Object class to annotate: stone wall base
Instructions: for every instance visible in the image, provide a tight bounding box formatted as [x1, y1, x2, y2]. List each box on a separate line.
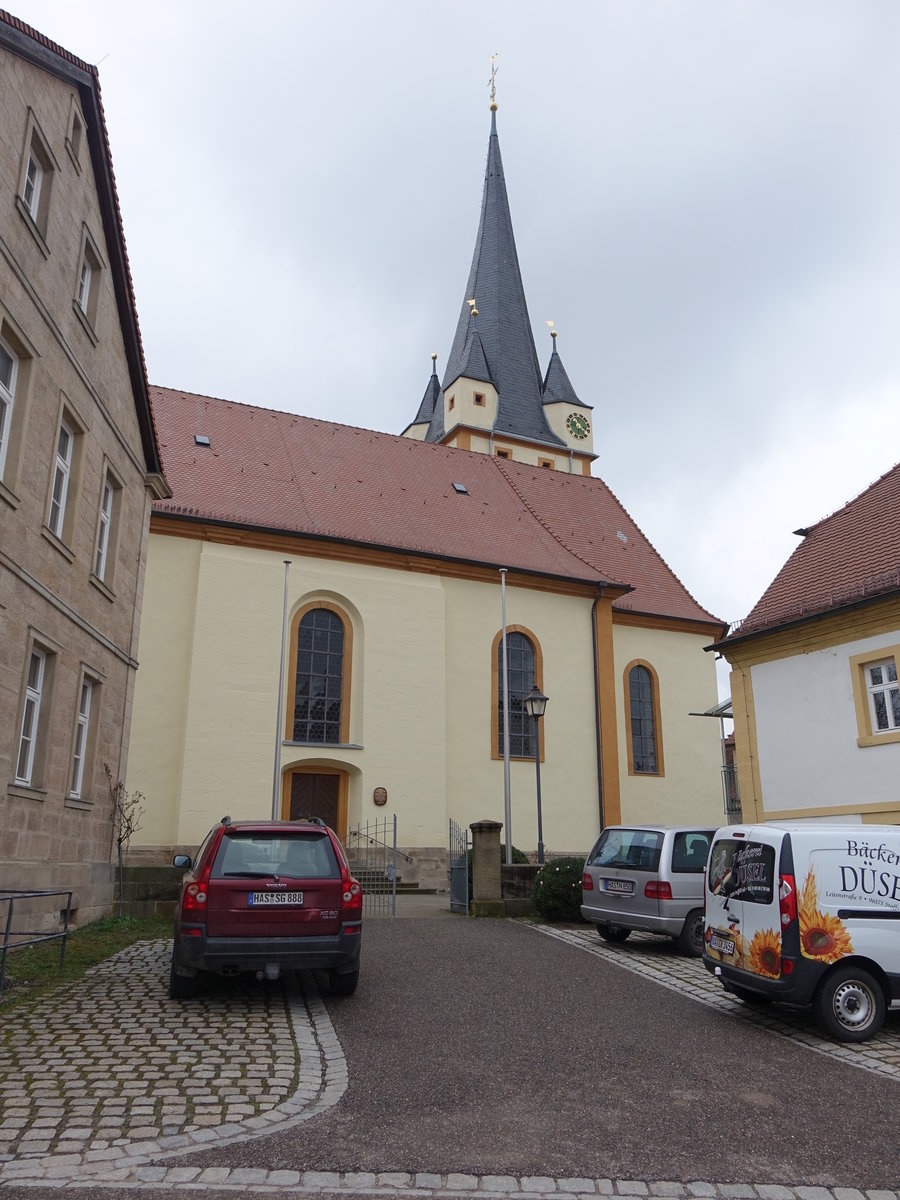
[0, 859, 117, 929]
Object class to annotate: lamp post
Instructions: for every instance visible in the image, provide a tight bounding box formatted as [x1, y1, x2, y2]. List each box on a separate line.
[523, 684, 548, 865]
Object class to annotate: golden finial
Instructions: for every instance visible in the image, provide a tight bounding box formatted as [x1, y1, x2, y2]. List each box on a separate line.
[489, 53, 499, 111]
[467, 298, 479, 317]
[545, 319, 557, 343]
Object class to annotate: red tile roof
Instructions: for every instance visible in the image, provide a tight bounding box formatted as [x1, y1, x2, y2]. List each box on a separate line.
[149, 386, 723, 627]
[728, 460, 900, 640]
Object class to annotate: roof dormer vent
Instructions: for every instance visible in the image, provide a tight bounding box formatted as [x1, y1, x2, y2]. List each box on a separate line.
[194, 434, 211, 446]
[452, 482, 468, 495]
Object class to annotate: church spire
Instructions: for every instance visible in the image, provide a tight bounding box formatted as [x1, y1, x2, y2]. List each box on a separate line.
[437, 104, 565, 449]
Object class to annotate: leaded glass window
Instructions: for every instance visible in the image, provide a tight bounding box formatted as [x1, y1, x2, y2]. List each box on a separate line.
[498, 632, 536, 758]
[293, 609, 344, 743]
[629, 664, 658, 774]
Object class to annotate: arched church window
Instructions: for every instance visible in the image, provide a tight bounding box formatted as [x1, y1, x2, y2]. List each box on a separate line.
[292, 608, 345, 744]
[626, 661, 664, 776]
[498, 631, 537, 758]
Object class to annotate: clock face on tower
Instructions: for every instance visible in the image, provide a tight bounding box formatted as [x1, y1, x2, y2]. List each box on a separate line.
[566, 412, 591, 440]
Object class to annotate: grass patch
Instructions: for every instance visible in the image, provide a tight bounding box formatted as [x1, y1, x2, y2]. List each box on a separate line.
[1, 914, 172, 1009]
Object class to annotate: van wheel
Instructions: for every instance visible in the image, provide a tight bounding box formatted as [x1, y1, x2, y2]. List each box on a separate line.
[330, 968, 359, 996]
[813, 965, 885, 1042]
[596, 923, 630, 944]
[169, 954, 201, 1000]
[677, 909, 704, 957]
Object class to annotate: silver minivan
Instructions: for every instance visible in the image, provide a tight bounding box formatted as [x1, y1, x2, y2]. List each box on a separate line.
[581, 825, 714, 956]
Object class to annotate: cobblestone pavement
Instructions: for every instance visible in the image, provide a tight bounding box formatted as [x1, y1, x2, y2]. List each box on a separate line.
[529, 924, 900, 1081]
[0, 926, 898, 1197]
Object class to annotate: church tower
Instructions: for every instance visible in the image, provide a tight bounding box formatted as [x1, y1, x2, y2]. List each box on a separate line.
[402, 98, 596, 475]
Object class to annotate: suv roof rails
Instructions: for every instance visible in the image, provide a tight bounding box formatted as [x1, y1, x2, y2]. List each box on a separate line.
[292, 815, 326, 826]
[220, 815, 231, 825]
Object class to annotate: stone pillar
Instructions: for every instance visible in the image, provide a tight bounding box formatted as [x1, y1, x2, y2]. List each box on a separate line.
[470, 820, 504, 917]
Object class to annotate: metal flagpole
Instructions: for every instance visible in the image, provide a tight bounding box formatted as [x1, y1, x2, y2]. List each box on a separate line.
[272, 560, 291, 820]
[500, 568, 512, 865]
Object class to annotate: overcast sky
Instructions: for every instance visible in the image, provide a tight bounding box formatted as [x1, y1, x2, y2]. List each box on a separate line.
[13, 1, 900, 692]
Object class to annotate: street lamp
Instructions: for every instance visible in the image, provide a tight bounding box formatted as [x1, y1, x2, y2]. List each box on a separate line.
[523, 684, 548, 864]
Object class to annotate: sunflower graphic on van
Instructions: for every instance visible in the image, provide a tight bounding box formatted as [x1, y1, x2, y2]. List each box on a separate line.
[747, 928, 781, 978]
[799, 869, 853, 963]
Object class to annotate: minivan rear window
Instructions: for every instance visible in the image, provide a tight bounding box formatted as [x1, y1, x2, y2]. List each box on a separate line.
[671, 831, 713, 873]
[587, 828, 663, 873]
[212, 832, 339, 880]
[708, 839, 776, 905]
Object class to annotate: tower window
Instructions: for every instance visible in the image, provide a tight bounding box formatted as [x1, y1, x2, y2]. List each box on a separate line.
[474, 392, 486, 407]
[495, 449, 511, 460]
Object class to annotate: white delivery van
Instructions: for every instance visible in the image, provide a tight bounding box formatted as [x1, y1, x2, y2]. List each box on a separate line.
[703, 823, 900, 1042]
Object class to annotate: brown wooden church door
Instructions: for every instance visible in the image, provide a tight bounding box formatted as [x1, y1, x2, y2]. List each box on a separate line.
[284, 770, 347, 838]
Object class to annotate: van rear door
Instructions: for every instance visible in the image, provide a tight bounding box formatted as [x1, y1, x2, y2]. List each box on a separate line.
[705, 827, 784, 978]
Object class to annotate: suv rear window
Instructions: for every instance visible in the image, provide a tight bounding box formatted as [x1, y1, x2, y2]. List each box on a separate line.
[708, 839, 776, 905]
[211, 832, 339, 880]
[671, 831, 713, 873]
[587, 828, 663, 872]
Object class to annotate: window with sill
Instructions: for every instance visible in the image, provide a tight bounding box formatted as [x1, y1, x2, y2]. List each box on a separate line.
[16, 648, 46, 786]
[48, 419, 74, 538]
[849, 647, 900, 746]
[66, 98, 85, 170]
[69, 678, 94, 798]
[18, 114, 56, 243]
[74, 228, 104, 334]
[625, 660, 664, 776]
[494, 628, 543, 759]
[94, 468, 121, 584]
[289, 606, 351, 744]
[474, 392, 486, 407]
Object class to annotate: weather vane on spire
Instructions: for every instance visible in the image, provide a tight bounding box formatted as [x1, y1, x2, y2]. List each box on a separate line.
[545, 319, 557, 343]
[489, 52, 499, 111]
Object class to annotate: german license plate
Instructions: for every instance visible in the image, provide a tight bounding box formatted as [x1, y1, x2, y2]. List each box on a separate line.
[603, 879, 634, 894]
[709, 930, 735, 955]
[248, 891, 303, 906]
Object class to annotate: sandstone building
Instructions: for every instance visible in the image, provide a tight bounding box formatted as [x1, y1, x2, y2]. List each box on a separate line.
[0, 13, 167, 920]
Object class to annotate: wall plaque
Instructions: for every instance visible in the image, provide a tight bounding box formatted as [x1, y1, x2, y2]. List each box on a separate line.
[373, 786, 387, 807]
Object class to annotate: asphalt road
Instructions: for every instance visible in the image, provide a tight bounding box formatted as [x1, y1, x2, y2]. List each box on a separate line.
[165, 917, 898, 1189]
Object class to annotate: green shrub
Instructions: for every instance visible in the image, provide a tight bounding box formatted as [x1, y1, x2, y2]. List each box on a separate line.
[532, 856, 586, 922]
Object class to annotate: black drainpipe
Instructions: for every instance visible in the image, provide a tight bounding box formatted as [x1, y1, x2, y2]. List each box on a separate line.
[591, 594, 605, 831]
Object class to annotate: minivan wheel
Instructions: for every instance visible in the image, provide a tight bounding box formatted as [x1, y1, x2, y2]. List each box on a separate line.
[813, 965, 885, 1043]
[677, 909, 704, 957]
[168, 954, 201, 1000]
[596, 923, 630, 944]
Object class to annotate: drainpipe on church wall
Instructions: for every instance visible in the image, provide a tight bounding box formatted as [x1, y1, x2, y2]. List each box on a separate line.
[591, 595, 606, 832]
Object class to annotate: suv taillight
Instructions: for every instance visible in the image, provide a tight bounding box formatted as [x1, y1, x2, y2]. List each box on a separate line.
[645, 880, 673, 900]
[341, 874, 363, 929]
[778, 873, 797, 928]
[582, 872, 593, 891]
[181, 859, 214, 922]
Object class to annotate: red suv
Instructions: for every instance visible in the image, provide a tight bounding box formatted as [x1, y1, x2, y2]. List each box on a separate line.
[169, 817, 362, 999]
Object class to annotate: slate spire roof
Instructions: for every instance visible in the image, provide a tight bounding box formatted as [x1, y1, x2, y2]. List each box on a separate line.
[542, 334, 590, 411]
[424, 109, 565, 449]
[412, 355, 441, 425]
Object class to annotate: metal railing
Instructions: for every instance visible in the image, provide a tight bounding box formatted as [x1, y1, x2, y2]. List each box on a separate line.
[722, 764, 741, 819]
[0, 889, 73, 999]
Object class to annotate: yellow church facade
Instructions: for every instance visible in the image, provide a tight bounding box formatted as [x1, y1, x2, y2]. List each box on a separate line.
[126, 106, 727, 879]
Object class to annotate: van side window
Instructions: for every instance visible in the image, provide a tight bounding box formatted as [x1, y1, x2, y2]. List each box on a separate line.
[709, 840, 776, 904]
[672, 831, 712, 872]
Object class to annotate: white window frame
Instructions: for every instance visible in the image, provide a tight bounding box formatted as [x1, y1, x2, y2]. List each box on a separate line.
[69, 679, 93, 798]
[95, 479, 114, 579]
[76, 258, 93, 315]
[16, 649, 46, 785]
[22, 151, 42, 221]
[48, 419, 73, 537]
[0, 334, 18, 478]
[866, 657, 900, 734]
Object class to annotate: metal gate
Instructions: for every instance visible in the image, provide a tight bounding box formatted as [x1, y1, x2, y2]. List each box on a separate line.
[345, 814, 399, 917]
[449, 818, 469, 914]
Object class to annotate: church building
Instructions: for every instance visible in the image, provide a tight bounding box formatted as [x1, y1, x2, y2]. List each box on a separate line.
[126, 103, 727, 883]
